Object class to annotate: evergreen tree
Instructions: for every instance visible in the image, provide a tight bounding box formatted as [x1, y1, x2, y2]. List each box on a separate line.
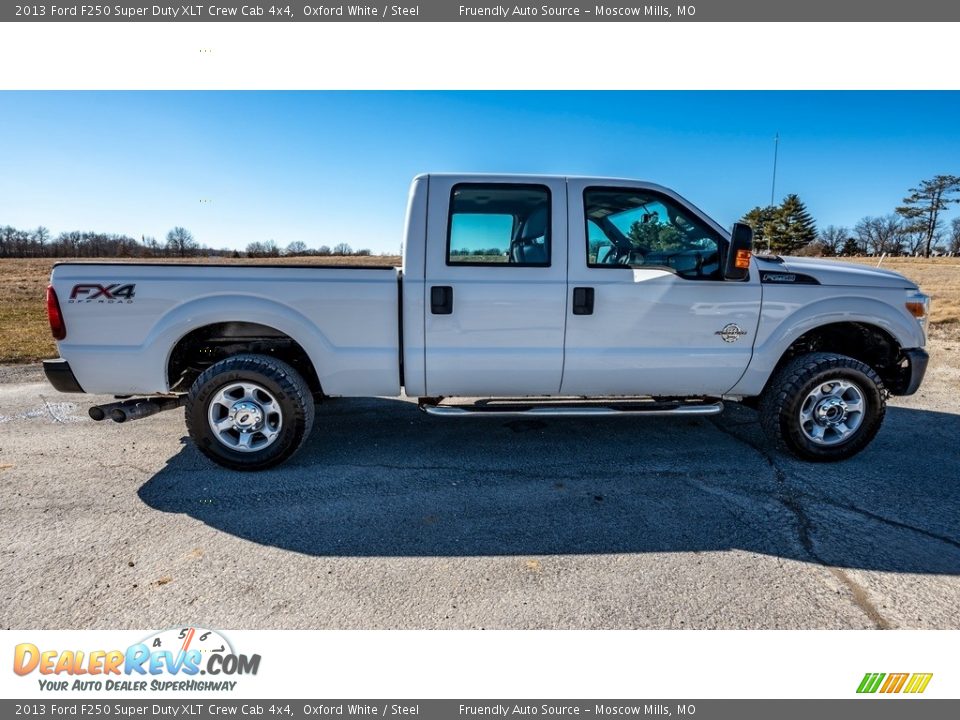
[777, 194, 818, 253]
[840, 237, 861, 256]
[740, 195, 817, 255]
[740, 205, 779, 253]
[628, 218, 683, 252]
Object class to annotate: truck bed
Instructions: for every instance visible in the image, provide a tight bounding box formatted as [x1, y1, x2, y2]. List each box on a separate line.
[50, 262, 402, 397]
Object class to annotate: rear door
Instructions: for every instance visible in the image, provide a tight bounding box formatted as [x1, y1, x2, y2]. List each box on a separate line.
[560, 179, 762, 397]
[423, 176, 568, 396]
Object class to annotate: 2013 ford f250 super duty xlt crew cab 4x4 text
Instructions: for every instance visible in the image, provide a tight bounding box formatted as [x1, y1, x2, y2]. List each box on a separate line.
[42, 174, 930, 470]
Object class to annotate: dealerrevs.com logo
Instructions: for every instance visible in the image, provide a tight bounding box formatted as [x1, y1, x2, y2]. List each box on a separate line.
[13, 627, 260, 692]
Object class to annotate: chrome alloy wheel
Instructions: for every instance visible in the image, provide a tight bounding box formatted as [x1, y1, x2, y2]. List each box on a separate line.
[798, 379, 865, 446]
[207, 381, 283, 452]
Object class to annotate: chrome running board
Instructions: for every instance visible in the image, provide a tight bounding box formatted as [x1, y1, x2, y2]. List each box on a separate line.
[420, 400, 724, 418]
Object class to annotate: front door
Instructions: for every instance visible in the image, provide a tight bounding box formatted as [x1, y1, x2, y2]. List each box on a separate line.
[424, 176, 568, 396]
[560, 180, 761, 397]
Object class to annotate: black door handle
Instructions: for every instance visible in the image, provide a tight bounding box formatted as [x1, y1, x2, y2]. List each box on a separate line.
[431, 286, 453, 315]
[572, 287, 594, 315]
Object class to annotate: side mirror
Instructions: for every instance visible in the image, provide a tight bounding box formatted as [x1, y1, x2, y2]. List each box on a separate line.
[724, 222, 753, 280]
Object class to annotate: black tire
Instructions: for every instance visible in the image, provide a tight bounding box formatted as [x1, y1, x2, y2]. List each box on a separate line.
[185, 354, 315, 471]
[758, 352, 886, 462]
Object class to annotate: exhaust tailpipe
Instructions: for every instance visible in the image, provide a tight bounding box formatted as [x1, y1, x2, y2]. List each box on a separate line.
[88, 398, 143, 421]
[110, 396, 184, 423]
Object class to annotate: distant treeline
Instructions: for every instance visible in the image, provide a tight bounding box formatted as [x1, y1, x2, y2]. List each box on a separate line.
[742, 174, 960, 257]
[5, 172, 958, 260]
[0, 225, 379, 259]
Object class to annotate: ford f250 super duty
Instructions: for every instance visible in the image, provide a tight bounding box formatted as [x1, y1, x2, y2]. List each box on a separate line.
[42, 174, 930, 470]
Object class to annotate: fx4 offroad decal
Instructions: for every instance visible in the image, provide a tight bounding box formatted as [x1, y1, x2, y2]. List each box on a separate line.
[68, 283, 137, 303]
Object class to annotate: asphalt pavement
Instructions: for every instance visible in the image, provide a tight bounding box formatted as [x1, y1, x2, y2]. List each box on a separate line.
[1, 344, 959, 629]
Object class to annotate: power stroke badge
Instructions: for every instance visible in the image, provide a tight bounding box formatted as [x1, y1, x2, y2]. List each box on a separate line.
[715, 323, 747, 343]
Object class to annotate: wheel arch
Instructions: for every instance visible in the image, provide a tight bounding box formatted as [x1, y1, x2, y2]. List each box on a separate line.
[167, 321, 323, 396]
[763, 321, 905, 394]
[142, 293, 399, 398]
[730, 297, 924, 398]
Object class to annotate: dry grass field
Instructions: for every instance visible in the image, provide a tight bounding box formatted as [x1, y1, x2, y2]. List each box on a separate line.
[845, 256, 960, 335]
[0, 255, 957, 364]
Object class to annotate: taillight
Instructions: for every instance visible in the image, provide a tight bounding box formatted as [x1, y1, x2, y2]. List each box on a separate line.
[47, 285, 66, 341]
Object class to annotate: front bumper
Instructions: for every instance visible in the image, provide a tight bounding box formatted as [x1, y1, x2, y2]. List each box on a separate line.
[42, 359, 85, 394]
[889, 348, 929, 396]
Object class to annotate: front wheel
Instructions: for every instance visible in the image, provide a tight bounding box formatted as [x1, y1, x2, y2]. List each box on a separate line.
[185, 354, 315, 471]
[758, 352, 886, 462]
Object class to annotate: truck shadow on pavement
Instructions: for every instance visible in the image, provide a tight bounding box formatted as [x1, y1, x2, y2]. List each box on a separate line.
[138, 398, 960, 574]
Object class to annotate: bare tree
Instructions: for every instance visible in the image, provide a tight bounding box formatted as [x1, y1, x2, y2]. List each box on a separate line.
[166, 226, 198, 258]
[285, 240, 308, 256]
[332, 242, 352, 256]
[0, 226, 14, 258]
[262, 239, 280, 257]
[141, 235, 160, 257]
[0, 222, 240, 259]
[901, 230, 924, 255]
[10, 227, 30, 257]
[33, 226, 50, 257]
[951, 217, 960, 255]
[896, 174, 960, 257]
[246, 240, 280, 258]
[816, 225, 848, 256]
[855, 215, 904, 255]
[56, 231, 81, 257]
[316, 245, 331, 256]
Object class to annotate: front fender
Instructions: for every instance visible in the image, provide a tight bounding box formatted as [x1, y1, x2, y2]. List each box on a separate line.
[729, 294, 925, 397]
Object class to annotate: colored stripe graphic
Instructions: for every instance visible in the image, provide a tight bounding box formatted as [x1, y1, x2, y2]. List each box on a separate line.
[904, 673, 933, 694]
[857, 673, 885, 693]
[857, 672, 932, 694]
[880, 673, 909, 693]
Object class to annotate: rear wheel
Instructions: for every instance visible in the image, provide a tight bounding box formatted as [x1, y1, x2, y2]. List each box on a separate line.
[758, 352, 886, 462]
[185, 354, 314, 471]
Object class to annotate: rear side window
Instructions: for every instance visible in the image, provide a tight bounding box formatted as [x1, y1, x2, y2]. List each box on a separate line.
[447, 184, 551, 266]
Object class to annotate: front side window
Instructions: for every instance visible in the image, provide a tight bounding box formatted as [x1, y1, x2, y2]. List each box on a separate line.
[585, 188, 722, 279]
[447, 184, 551, 266]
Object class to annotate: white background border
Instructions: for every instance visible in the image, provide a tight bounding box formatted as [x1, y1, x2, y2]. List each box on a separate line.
[2, 629, 957, 699]
[2, 22, 959, 90]
[1, 18, 957, 702]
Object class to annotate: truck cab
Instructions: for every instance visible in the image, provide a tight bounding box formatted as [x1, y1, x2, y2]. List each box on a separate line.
[401, 174, 762, 399]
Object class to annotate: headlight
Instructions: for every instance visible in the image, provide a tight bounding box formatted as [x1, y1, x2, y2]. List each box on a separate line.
[905, 291, 930, 329]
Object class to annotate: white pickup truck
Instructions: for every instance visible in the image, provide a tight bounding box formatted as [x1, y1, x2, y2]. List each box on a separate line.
[43, 174, 930, 470]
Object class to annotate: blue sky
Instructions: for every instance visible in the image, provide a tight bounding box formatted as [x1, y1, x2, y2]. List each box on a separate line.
[1, 91, 957, 253]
